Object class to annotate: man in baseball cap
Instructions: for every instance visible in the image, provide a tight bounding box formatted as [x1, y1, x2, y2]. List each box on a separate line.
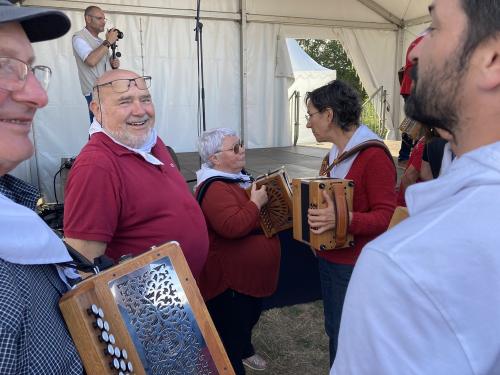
[0, 1, 83, 373]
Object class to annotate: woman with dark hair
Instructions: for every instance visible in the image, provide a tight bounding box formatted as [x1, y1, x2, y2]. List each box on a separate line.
[305, 80, 396, 366]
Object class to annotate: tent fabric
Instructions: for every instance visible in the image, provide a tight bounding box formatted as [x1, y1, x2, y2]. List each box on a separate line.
[17, 0, 430, 200]
[281, 38, 336, 145]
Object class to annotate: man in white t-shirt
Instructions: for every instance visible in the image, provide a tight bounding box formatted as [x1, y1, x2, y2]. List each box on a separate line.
[72, 5, 120, 122]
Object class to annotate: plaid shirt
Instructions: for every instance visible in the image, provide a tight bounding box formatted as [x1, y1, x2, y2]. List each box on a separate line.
[0, 176, 83, 374]
[0, 174, 40, 210]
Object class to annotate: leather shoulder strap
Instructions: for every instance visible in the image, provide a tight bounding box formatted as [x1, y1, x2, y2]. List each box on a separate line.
[321, 140, 394, 176]
[195, 176, 245, 205]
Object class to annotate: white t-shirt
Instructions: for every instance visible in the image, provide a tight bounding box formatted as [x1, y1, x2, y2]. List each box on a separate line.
[72, 28, 103, 62]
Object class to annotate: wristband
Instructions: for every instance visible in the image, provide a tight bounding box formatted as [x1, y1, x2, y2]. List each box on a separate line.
[102, 40, 111, 48]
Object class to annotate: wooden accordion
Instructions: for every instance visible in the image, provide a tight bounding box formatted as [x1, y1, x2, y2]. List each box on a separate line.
[292, 178, 354, 251]
[246, 167, 293, 238]
[59, 242, 234, 375]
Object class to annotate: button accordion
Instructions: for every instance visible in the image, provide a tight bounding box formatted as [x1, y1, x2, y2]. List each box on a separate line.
[292, 177, 354, 250]
[247, 167, 293, 238]
[59, 242, 234, 375]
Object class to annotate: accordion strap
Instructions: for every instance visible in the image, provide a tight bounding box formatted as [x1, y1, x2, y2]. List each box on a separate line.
[196, 176, 247, 205]
[320, 140, 394, 176]
[332, 183, 348, 247]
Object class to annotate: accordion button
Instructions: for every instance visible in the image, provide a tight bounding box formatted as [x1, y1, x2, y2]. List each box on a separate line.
[89, 304, 99, 316]
[106, 344, 114, 356]
[114, 346, 121, 358]
[98, 307, 105, 318]
[109, 334, 116, 345]
[127, 361, 133, 372]
[100, 330, 109, 343]
[111, 358, 120, 370]
[103, 320, 110, 331]
[121, 349, 128, 359]
[120, 359, 127, 371]
[96, 318, 104, 330]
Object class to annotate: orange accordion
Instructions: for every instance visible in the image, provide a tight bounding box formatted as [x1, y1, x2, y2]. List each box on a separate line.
[246, 167, 293, 238]
[59, 242, 234, 375]
[292, 178, 354, 250]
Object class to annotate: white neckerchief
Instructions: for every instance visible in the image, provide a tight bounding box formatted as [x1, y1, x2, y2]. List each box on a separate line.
[89, 119, 163, 165]
[0, 193, 72, 265]
[196, 164, 252, 189]
[328, 124, 381, 178]
[439, 142, 455, 177]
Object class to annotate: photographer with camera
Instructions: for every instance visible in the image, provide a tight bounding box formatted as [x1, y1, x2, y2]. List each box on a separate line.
[72, 6, 121, 123]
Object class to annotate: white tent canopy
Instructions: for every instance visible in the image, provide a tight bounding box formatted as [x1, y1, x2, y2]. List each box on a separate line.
[282, 38, 337, 145]
[16, 0, 430, 200]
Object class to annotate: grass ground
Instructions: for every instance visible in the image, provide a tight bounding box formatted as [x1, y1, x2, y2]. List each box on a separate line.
[247, 301, 330, 375]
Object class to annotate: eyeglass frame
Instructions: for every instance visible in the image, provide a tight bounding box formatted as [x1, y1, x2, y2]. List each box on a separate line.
[305, 110, 322, 121]
[93, 76, 152, 94]
[0, 56, 52, 92]
[217, 140, 245, 154]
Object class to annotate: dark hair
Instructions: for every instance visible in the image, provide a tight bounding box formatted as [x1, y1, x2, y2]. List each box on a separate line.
[459, 0, 500, 69]
[304, 80, 361, 132]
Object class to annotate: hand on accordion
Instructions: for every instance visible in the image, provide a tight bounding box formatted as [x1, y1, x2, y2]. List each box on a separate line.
[250, 182, 268, 209]
[308, 190, 337, 234]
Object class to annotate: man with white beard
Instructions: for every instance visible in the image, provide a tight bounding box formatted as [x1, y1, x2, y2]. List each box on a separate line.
[63, 69, 209, 280]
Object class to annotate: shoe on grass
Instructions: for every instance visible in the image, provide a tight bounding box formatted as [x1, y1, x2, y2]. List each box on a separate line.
[242, 353, 267, 371]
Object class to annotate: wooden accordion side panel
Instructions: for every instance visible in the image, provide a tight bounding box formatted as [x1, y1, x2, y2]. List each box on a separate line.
[60, 242, 234, 375]
[247, 168, 293, 238]
[292, 178, 354, 251]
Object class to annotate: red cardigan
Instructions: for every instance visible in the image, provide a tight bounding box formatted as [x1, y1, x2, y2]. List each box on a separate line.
[317, 147, 396, 265]
[196, 181, 281, 301]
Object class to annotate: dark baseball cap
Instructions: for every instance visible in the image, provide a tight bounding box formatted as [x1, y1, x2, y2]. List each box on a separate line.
[0, 0, 70, 42]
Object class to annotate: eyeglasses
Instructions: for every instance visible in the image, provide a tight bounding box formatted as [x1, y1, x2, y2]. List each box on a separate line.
[305, 111, 321, 121]
[0, 57, 52, 92]
[217, 141, 245, 154]
[88, 15, 108, 22]
[94, 76, 152, 93]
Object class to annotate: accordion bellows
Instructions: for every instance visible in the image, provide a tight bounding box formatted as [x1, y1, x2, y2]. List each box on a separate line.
[59, 242, 234, 375]
[292, 178, 354, 251]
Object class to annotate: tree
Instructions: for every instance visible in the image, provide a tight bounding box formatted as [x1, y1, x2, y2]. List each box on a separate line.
[297, 39, 367, 101]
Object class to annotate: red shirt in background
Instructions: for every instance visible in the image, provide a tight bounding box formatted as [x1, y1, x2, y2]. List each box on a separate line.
[400, 35, 424, 96]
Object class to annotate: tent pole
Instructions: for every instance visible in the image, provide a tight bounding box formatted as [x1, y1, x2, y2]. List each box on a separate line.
[240, 0, 248, 144]
[392, 26, 405, 140]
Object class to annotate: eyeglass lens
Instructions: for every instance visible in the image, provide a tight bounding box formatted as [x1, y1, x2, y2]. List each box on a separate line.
[0, 57, 51, 91]
[109, 76, 151, 93]
[233, 141, 244, 154]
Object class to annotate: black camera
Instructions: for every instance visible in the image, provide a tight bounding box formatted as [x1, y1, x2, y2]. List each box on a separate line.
[115, 29, 124, 39]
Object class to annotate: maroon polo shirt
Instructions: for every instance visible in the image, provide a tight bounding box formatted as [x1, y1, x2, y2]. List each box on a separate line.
[63, 132, 208, 279]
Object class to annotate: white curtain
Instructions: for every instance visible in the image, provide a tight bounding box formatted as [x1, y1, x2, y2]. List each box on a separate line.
[29, 9, 241, 201]
[246, 23, 291, 148]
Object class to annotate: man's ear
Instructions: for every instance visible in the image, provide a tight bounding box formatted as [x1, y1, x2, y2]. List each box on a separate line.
[435, 127, 453, 142]
[89, 100, 101, 123]
[476, 37, 500, 91]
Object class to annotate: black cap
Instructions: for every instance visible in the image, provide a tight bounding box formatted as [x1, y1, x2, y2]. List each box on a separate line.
[0, 0, 70, 42]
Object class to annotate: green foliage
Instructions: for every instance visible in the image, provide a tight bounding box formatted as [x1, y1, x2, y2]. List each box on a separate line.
[297, 39, 388, 137]
[297, 39, 367, 101]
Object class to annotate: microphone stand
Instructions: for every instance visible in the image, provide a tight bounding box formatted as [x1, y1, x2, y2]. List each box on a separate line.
[194, 0, 206, 136]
